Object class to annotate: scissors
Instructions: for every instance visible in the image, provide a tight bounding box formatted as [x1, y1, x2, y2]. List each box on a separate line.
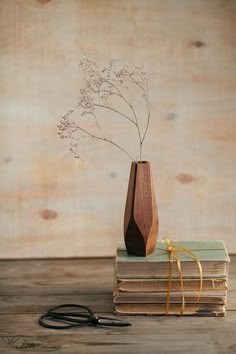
[38, 304, 131, 329]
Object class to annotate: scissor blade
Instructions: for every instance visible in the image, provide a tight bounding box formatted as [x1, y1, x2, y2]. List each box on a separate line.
[97, 318, 131, 327]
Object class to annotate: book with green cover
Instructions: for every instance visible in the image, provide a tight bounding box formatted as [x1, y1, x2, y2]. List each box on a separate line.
[115, 240, 230, 278]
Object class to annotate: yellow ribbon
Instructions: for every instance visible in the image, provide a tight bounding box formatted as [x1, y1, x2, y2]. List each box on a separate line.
[161, 237, 203, 316]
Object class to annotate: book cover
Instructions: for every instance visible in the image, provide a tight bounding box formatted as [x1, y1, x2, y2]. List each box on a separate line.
[117, 240, 230, 262]
[115, 240, 230, 278]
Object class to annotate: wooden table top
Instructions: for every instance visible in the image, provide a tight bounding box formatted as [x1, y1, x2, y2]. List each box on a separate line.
[0, 256, 235, 354]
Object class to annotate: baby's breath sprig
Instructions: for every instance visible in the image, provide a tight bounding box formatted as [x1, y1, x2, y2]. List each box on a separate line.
[58, 58, 157, 162]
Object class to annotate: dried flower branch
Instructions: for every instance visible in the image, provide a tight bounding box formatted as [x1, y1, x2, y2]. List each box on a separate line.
[58, 58, 157, 162]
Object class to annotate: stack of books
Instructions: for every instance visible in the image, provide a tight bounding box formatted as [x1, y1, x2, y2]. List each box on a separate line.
[113, 241, 230, 316]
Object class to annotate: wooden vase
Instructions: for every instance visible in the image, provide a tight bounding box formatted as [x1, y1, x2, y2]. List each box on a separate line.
[124, 161, 158, 256]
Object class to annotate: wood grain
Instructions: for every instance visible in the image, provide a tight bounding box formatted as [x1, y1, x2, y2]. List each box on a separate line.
[0, 0, 236, 258]
[0, 256, 235, 353]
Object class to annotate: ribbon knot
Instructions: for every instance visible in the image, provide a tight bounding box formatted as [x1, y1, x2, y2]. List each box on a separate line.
[162, 237, 203, 316]
[167, 245, 173, 252]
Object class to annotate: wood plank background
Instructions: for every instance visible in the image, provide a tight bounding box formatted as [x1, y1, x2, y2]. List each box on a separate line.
[0, 0, 235, 258]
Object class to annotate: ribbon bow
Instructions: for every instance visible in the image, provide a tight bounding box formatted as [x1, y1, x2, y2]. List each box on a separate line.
[162, 237, 203, 316]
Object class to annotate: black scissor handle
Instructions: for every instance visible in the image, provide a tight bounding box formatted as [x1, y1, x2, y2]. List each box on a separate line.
[47, 303, 95, 317]
[39, 304, 97, 329]
[47, 303, 98, 324]
[39, 313, 82, 329]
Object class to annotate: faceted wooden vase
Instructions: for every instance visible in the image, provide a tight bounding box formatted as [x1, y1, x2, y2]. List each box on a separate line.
[124, 161, 158, 256]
